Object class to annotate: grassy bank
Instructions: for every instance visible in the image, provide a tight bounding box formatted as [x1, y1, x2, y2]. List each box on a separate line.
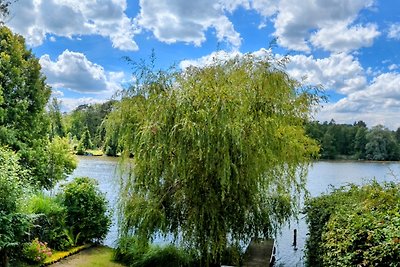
[48, 246, 125, 267]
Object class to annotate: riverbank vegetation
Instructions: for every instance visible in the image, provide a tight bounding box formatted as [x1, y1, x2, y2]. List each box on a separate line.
[305, 181, 400, 266]
[0, 23, 111, 266]
[306, 120, 400, 161]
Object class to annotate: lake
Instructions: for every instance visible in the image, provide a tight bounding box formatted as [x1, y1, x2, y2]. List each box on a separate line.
[66, 156, 400, 266]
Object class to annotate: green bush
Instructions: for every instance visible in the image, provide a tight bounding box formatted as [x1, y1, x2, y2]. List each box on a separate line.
[22, 238, 52, 264]
[304, 181, 400, 267]
[0, 146, 32, 266]
[24, 193, 72, 250]
[114, 237, 199, 267]
[60, 177, 111, 244]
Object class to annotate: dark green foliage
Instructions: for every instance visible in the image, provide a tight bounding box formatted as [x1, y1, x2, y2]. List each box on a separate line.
[0, 26, 76, 189]
[114, 237, 199, 267]
[80, 128, 93, 150]
[354, 126, 368, 159]
[60, 177, 111, 244]
[365, 125, 400, 161]
[306, 120, 400, 160]
[105, 142, 118, 156]
[25, 194, 71, 250]
[0, 26, 50, 146]
[48, 97, 66, 139]
[304, 182, 400, 267]
[0, 146, 31, 267]
[321, 130, 336, 159]
[66, 100, 116, 148]
[396, 127, 400, 143]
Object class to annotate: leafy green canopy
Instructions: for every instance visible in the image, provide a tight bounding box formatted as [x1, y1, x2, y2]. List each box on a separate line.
[113, 55, 320, 265]
[0, 26, 76, 188]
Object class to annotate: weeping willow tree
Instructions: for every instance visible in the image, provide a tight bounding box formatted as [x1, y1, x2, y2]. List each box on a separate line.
[108, 54, 320, 266]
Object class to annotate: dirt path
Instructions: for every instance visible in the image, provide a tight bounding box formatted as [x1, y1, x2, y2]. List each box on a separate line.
[49, 246, 125, 267]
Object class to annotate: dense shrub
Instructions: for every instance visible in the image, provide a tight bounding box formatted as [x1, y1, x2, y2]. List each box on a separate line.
[24, 193, 72, 250]
[0, 146, 32, 266]
[304, 181, 400, 267]
[60, 177, 111, 244]
[114, 237, 199, 267]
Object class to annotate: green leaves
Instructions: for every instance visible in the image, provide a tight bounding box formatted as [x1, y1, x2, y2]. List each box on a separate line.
[0, 146, 32, 266]
[0, 26, 76, 189]
[60, 177, 111, 244]
[113, 54, 320, 265]
[305, 182, 400, 266]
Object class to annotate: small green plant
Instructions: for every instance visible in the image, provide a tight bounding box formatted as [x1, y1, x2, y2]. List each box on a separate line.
[63, 227, 81, 247]
[22, 238, 52, 264]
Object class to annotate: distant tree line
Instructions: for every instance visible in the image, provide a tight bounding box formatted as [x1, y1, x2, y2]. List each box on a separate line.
[48, 100, 118, 156]
[306, 120, 400, 161]
[59, 105, 400, 162]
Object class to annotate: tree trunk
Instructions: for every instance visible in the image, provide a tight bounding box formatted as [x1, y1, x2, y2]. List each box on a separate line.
[0, 249, 9, 267]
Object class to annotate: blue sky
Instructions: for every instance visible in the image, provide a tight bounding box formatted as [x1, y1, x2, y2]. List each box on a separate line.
[5, 0, 400, 129]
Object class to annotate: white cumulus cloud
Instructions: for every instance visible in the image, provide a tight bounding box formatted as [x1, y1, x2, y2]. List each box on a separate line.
[287, 53, 367, 94]
[136, 0, 242, 48]
[310, 23, 380, 53]
[39, 50, 123, 94]
[272, 0, 378, 52]
[7, 0, 138, 51]
[59, 97, 106, 112]
[318, 72, 400, 129]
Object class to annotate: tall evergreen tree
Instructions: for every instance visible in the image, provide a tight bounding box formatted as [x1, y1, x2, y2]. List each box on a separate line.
[48, 97, 65, 139]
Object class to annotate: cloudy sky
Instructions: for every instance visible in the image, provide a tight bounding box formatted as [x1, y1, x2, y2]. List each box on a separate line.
[5, 0, 400, 129]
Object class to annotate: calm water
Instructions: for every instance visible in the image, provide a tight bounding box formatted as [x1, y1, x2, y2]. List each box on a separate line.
[66, 156, 400, 265]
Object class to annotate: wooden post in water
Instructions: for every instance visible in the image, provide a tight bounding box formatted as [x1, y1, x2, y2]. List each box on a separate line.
[293, 229, 297, 250]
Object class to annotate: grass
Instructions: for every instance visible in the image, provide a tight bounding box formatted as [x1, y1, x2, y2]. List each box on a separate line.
[47, 246, 125, 267]
[12, 245, 125, 267]
[44, 244, 91, 265]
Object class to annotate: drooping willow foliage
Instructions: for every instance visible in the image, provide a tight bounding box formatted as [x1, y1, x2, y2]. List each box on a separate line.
[107, 54, 321, 265]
